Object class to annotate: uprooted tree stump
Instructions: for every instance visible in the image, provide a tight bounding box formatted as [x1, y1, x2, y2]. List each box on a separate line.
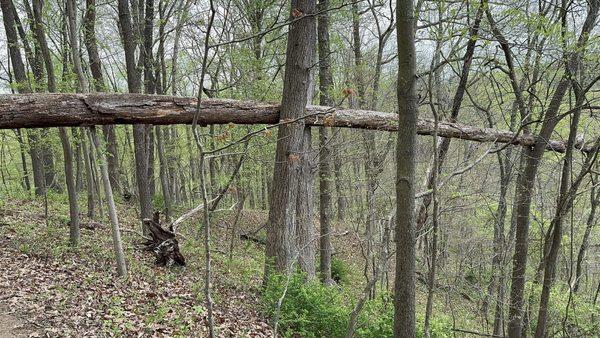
[141, 211, 186, 267]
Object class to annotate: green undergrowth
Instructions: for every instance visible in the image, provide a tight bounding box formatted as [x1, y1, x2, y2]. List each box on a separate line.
[262, 272, 454, 338]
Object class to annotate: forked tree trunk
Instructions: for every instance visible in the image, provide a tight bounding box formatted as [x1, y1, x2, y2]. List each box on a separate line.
[534, 81, 600, 337]
[265, 0, 317, 275]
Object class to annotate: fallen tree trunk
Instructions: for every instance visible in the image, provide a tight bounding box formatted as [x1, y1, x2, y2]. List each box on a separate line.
[0, 93, 592, 153]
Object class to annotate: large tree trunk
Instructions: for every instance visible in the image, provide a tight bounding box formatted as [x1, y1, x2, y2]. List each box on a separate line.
[394, 0, 417, 335]
[0, 0, 47, 197]
[295, 128, 316, 278]
[118, 0, 153, 231]
[294, 40, 317, 279]
[265, 0, 317, 275]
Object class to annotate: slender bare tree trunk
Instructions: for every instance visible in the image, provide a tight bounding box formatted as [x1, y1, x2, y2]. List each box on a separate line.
[503, 1, 599, 334]
[394, 0, 417, 335]
[90, 126, 128, 277]
[83, 135, 96, 219]
[415, 2, 484, 235]
[61, 0, 86, 242]
[14, 129, 31, 192]
[66, 0, 89, 92]
[317, 0, 334, 286]
[333, 148, 346, 220]
[59, 128, 80, 246]
[424, 18, 442, 335]
[83, 0, 121, 196]
[156, 126, 172, 221]
[572, 182, 600, 293]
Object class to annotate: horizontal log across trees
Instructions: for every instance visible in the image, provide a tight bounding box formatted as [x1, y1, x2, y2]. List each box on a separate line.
[0, 93, 592, 153]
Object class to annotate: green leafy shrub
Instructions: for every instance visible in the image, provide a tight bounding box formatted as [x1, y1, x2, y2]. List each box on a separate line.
[356, 295, 452, 338]
[331, 257, 351, 285]
[152, 194, 165, 211]
[416, 312, 453, 338]
[354, 296, 394, 337]
[262, 274, 453, 338]
[262, 273, 348, 338]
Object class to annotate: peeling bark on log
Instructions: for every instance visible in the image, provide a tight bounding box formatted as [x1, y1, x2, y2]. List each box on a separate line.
[0, 93, 592, 153]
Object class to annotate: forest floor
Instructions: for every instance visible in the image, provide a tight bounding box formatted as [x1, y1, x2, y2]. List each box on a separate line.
[0, 195, 486, 337]
[0, 196, 274, 337]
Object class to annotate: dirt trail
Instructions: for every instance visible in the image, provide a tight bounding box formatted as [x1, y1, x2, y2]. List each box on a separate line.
[0, 303, 31, 338]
